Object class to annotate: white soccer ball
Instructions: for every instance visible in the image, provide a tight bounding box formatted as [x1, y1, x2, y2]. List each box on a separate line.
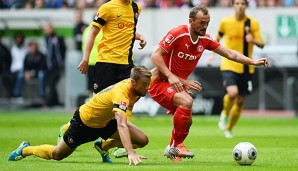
[232, 142, 257, 165]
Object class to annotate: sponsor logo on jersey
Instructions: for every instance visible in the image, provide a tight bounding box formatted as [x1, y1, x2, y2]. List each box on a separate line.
[165, 34, 174, 44]
[118, 22, 135, 29]
[177, 52, 197, 61]
[119, 101, 127, 111]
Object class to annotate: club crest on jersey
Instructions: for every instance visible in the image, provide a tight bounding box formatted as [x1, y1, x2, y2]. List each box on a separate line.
[167, 87, 174, 93]
[165, 34, 174, 44]
[197, 45, 204, 52]
[94, 12, 99, 20]
[119, 101, 127, 111]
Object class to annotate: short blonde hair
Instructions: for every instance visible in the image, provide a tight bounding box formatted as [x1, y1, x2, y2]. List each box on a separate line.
[130, 66, 152, 81]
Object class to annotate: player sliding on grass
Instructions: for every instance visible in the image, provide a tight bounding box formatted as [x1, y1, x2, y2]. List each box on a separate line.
[148, 5, 269, 162]
[8, 66, 152, 166]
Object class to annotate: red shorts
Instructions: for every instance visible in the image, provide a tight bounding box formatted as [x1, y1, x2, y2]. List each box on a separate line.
[148, 77, 177, 112]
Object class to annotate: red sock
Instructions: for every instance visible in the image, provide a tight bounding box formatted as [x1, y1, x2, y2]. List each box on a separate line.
[172, 107, 192, 147]
[183, 127, 190, 141]
[170, 126, 190, 146]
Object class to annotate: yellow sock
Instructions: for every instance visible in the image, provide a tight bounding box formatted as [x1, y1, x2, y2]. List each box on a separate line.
[22, 145, 54, 160]
[222, 94, 233, 117]
[101, 139, 114, 150]
[226, 104, 243, 131]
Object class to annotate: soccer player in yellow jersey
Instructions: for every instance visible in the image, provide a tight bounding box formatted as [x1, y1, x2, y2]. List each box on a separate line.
[207, 0, 265, 138]
[8, 66, 152, 166]
[77, 0, 146, 159]
[77, 0, 147, 94]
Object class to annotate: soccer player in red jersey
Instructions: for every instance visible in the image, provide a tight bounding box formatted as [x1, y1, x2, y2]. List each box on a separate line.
[148, 5, 268, 162]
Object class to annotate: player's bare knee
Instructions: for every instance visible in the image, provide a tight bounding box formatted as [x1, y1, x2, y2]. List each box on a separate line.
[138, 135, 149, 148]
[180, 96, 193, 109]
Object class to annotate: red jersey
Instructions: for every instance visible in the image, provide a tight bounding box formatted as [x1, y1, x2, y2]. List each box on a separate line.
[159, 25, 220, 80]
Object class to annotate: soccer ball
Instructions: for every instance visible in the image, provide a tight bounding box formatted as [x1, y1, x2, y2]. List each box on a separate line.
[232, 142, 257, 165]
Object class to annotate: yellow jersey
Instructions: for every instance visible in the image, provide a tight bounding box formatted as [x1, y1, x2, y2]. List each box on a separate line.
[92, 0, 142, 65]
[79, 78, 139, 128]
[217, 15, 263, 74]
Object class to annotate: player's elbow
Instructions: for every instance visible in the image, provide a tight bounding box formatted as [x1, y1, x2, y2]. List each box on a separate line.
[226, 50, 237, 60]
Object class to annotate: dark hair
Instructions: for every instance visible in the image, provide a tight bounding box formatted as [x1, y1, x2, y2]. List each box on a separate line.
[232, 0, 249, 5]
[130, 66, 152, 81]
[189, 5, 209, 20]
[14, 32, 24, 39]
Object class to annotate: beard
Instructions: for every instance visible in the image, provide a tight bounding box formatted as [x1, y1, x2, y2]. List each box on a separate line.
[194, 29, 206, 36]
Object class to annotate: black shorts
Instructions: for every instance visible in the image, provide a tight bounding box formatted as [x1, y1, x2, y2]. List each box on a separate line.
[221, 71, 253, 95]
[63, 109, 118, 149]
[93, 62, 134, 94]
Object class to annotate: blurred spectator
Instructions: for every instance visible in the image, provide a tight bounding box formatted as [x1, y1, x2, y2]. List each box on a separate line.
[283, 0, 295, 6]
[180, 0, 194, 9]
[0, 36, 12, 98]
[61, 1, 69, 8]
[3, 0, 25, 8]
[94, 0, 108, 7]
[258, 0, 266, 6]
[34, 0, 45, 9]
[248, 0, 257, 7]
[217, 0, 231, 7]
[157, 0, 176, 8]
[43, 22, 66, 107]
[200, 0, 211, 6]
[76, 0, 87, 9]
[267, 0, 279, 6]
[24, 1, 33, 9]
[73, 9, 87, 51]
[0, 0, 4, 8]
[144, 0, 159, 8]
[23, 41, 47, 103]
[10, 32, 28, 99]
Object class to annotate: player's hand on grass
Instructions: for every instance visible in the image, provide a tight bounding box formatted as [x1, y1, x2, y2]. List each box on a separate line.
[254, 58, 269, 68]
[77, 58, 89, 74]
[128, 153, 147, 166]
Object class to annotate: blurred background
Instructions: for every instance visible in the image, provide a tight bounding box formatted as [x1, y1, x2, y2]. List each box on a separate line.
[0, 0, 297, 116]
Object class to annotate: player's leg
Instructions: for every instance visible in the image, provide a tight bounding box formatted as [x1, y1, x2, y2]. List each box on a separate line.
[169, 91, 194, 159]
[8, 139, 75, 161]
[57, 122, 70, 144]
[226, 95, 244, 138]
[220, 71, 238, 132]
[226, 74, 251, 138]
[102, 122, 148, 150]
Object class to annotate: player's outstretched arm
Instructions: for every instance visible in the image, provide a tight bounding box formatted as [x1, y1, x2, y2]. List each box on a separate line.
[213, 46, 269, 68]
[115, 111, 146, 165]
[77, 25, 100, 74]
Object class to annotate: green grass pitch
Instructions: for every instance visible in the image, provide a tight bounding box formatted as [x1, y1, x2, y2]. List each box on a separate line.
[0, 110, 298, 171]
